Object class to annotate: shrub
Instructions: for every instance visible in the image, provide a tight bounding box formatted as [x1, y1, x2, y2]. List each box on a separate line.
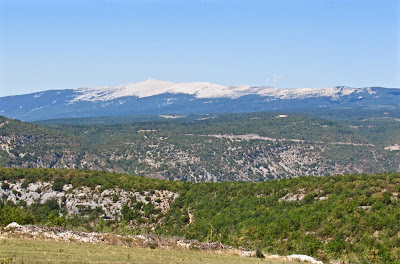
[0, 205, 35, 227]
[255, 248, 265, 259]
[52, 178, 65, 192]
[0, 258, 13, 264]
[1, 182, 9, 190]
[149, 243, 157, 249]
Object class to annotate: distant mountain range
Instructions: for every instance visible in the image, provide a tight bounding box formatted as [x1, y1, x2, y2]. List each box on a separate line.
[1, 80, 399, 121]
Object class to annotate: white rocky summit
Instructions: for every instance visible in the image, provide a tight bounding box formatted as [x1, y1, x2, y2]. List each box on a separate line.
[71, 79, 376, 102]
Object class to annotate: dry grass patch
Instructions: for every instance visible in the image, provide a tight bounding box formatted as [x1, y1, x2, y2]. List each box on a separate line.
[0, 237, 295, 264]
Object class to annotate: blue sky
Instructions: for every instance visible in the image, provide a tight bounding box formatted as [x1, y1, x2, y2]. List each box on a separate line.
[0, 0, 398, 97]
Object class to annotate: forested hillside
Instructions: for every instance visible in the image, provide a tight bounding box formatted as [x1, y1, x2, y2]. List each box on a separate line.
[1, 113, 400, 181]
[1, 168, 399, 263]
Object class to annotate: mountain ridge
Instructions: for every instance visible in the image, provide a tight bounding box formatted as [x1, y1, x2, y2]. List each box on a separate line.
[1, 80, 399, 121]
[70, 80, 379, 101]
[3, 80, 386, 101]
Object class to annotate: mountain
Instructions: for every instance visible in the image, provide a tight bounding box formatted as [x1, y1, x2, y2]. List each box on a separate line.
[1, 80, 399, 121]
[1, 113, 399, 181]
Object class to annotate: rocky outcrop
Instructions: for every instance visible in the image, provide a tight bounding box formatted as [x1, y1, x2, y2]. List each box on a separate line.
[0, 180, 178, 224]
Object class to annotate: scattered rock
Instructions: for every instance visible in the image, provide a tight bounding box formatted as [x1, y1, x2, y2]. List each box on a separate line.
[279, 188, 306, 202]
[329, 260, 345, 264]
[287, 254, 324, 264]
[3, 223, 328, 263]
[239, 250, 256, 257]
[2, 223, 236, 253]
[4, 222, 25, 231]
[384, 145, 400, 151]
[358, 206, 371, 212]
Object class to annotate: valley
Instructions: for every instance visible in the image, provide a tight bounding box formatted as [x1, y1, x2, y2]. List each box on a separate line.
[1, 112, 399, 181]
[1, 112, 399, 263]
[1, 90, 399, 264]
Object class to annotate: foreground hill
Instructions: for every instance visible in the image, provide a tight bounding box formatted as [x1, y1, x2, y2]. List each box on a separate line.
[0, 168, 399, 263]
[1, 113, 400, 181]
[0, 80, 399, 121]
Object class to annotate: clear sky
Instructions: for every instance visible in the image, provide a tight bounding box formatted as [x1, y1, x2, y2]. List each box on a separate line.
[0, 0, 398, 97]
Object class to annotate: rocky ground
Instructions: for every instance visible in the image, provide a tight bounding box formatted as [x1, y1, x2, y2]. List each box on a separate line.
[2, 222, 327, 264]
[0, 180, 178, 228]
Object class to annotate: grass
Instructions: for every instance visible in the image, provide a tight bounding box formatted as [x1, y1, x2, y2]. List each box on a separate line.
[0, 237, 296, 264]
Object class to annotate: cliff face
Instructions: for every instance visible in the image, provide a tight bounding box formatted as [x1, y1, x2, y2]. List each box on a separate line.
[1, 179, 178, 229]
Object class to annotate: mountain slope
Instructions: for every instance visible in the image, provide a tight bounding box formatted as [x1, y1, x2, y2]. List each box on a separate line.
[1, 168, 400, 263]
[1, 80, 399, 121]
[1, 113, 399, 181]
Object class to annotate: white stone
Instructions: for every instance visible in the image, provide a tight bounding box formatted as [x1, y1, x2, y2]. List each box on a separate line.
[287, 254, 323, 264]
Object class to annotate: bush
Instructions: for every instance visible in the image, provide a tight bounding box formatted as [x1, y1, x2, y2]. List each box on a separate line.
[0, 258, 13, 264]
[0, 205, 35, 227]
[149, 243, 157, 249]
[1, 182, 9, 190]
[52, 178, 65, 192]
[256, 248, 265, 259]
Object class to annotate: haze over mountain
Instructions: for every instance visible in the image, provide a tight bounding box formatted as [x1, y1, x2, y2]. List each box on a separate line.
[1, 80, 399, 121]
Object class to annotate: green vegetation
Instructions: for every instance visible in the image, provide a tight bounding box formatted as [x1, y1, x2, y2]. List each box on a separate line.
[160, 173, 400, 263]
[0, 205, 34, 227]
[1, 168, 400, 263]
[0, 237, 293, 264]
[1, 112, 400, 181]
[0, 167, 182, 193]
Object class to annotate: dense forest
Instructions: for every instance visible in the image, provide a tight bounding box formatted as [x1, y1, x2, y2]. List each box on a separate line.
[1, 112, 400, 181]
[1, 168, 400, 263]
